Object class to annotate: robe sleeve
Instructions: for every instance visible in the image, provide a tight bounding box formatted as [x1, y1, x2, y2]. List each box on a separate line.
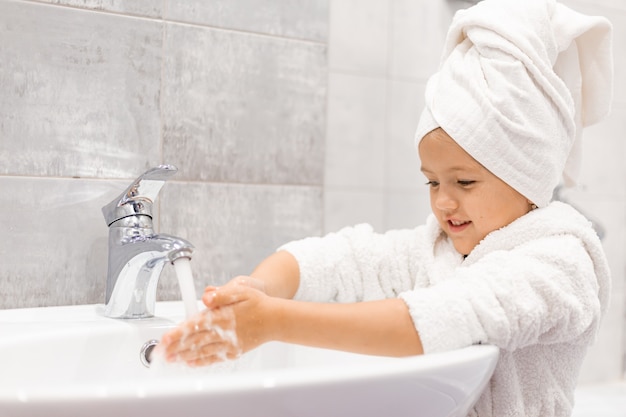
[279, 224, 425, 303]
[400, 234, 603, 353]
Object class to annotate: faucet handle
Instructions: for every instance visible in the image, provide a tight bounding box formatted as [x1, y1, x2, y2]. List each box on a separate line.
[102, 165, 178, 226]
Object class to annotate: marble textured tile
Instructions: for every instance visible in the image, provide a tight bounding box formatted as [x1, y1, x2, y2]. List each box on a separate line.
[161, 23, 326, 185]
[34, 0, 163, 18]
[0, 177, 122, 309]
[0, 1, 162, 178]
[157, 182, 323, 298]
[166, 0, 328, 42]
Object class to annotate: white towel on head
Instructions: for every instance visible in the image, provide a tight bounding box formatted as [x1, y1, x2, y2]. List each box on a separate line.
[415, 0, 613, 207]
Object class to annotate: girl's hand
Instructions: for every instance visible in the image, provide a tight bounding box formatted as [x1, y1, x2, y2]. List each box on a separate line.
[158, 306, 241, 367]
[158, 276, 273, 367]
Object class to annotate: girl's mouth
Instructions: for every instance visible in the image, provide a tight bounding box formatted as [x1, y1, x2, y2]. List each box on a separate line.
[447, 219, 471, 232]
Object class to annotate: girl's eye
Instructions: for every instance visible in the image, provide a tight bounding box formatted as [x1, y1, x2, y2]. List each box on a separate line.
[457, 180, 475, 187]
[425, 180, 439, 188]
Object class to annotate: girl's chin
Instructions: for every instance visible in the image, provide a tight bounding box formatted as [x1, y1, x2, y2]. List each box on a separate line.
[451, 239, 477, 257]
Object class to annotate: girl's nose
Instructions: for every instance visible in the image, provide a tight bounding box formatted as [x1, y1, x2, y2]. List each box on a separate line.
[434, 187, 458, 211]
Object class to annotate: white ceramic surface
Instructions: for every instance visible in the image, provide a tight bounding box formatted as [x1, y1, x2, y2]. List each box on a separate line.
[0, 301, 499, 417]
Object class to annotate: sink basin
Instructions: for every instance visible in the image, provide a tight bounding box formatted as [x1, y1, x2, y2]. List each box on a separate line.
[0, 301, 498, 417]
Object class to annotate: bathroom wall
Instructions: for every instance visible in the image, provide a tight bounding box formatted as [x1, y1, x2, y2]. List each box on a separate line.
[0, 0, 328, 305]
[1, 0, 623, 387]
[324, 0, 626, 384]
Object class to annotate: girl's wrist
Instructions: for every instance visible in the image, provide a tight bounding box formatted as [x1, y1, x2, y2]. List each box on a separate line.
[261, 296, 290, 344]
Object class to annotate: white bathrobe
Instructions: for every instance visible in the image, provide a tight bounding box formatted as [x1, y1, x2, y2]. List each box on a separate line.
[280, 202, 611, 417]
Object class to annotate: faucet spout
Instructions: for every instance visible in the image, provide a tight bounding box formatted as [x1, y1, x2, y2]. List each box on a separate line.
[102, 166, 194, 319]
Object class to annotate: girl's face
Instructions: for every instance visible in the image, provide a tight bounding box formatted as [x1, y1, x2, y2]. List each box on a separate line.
[418, 128, 532, 256]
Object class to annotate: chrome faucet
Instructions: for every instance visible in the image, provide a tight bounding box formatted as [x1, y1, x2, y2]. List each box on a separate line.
[102, 165, 194, 319]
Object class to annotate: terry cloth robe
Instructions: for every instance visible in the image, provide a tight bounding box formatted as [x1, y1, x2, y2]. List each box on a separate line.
[280, 202, 611, 417]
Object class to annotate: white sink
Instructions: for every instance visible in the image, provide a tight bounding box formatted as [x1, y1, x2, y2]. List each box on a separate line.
[0, 301, 498, 417]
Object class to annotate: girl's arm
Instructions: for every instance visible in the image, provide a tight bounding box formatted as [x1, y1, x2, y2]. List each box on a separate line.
[268, 297, 423, 357]
[248, 250, 301, 299]
[158, 280, 423, 366]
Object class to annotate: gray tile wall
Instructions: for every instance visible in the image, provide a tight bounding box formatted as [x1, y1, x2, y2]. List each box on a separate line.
[0, 0, 328, 308]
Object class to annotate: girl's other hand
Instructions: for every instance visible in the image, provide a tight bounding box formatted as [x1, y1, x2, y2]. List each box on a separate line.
[158, 276, 273, 367]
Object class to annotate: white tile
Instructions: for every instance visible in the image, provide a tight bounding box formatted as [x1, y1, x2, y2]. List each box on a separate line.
[574, 105, 626, 199]
[325, 73, 387, 188]
[324, 188, 385, 233]
[328, 0, 388, 75]
[385, 190, 431, 230]
[386, 80, 425, 190]
[563, 0, 626, 13]
[573, 382, 626, 417]
[389, 0, 457, 80]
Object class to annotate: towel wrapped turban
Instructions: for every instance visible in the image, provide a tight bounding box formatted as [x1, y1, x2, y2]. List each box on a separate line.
[415, 0, 613, 207]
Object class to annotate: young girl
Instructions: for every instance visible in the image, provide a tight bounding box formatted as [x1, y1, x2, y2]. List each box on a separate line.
[158, 0, 613, 415]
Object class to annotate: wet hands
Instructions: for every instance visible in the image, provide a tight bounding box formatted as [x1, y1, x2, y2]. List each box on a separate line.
[157, 305, 240, 367]
[158, 276, 271, 367]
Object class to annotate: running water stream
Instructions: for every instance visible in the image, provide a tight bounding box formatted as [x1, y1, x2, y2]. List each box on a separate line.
[172, 257, 199, 318]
